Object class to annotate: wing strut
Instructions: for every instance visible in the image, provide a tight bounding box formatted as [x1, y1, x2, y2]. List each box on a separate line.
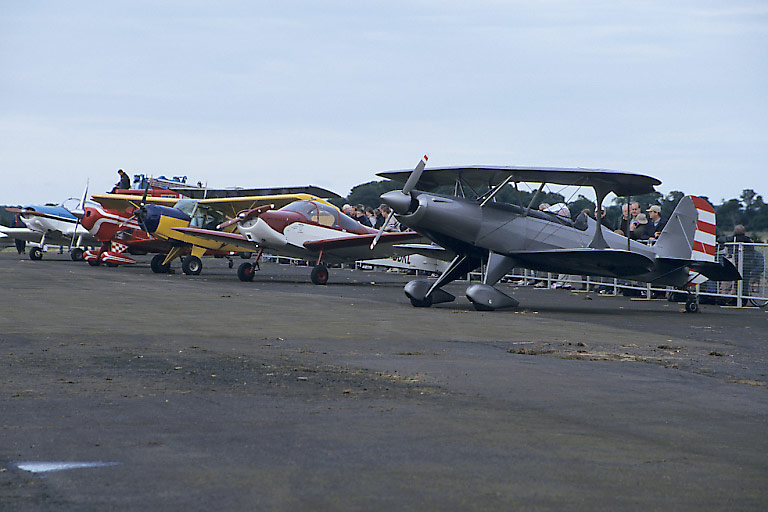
[523, 183, 546, 217]
[588, 185, 609, 249]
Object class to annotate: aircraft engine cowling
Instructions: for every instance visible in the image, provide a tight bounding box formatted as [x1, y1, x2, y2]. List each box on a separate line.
[395, 194, 482, 245]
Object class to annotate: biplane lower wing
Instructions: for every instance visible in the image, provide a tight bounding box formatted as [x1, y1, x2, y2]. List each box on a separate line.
[172, 227, 256, 253]
[511, 248, 655, 278]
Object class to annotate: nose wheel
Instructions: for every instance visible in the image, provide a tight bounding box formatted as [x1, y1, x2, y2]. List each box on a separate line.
[237, 262, 256, 282]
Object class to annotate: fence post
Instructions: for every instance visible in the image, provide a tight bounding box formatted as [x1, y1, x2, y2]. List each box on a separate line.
[737, 243, 744, 308]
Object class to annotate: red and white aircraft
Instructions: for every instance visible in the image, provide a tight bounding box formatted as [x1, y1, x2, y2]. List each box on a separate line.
[174, 199, 441, 284]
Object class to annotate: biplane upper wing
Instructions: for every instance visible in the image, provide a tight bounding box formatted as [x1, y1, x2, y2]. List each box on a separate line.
[91, 193, 180, 211]
[171, 227, 257, 253]
[377, 166, 661, 197]
[196, 193, 330, 218]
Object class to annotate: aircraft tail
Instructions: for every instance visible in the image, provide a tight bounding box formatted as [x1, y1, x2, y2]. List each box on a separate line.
[653, 195, 715, 261]
[654, 196, 740, 282]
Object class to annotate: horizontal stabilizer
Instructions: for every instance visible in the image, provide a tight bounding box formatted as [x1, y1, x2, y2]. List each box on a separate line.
[513, 248, 655, 278]
[659, 257, 741, 282]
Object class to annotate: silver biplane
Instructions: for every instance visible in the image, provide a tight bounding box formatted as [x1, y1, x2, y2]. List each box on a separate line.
[374, 156, 740, 313]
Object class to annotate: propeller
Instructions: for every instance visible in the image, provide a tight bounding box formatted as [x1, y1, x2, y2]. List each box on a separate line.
[370, 155, 428, 250]
[217, 204, 274, 230]
[69, 180, 89, 252]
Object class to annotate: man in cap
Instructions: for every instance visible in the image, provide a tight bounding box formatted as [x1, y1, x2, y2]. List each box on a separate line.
[646, 205, 666, 240]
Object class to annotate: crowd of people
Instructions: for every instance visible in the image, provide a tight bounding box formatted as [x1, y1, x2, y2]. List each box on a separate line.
[341, 203, 400, 231]
[612, 201, 667, 241]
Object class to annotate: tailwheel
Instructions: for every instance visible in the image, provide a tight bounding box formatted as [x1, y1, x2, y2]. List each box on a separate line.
[150, 254, 171, 274]
[29, 247, 43, 260]
[182, 255, 203, 275]
[71, 248, 84, 261]
[310, 264, 329, 285]
[237, 262, 255, 282]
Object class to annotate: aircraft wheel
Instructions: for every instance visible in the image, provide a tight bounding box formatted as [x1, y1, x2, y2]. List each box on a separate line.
[150, 254, 170, 274]
[88, 258, 101, 267]
[310, 264, 329, 285]
[106, 262, 118, 268]
[71, 248, 84, 261]
[29, 248, 43, 261]
[472, 303, 495, 312]
[240, 252, 252, 259]
[182, 255, 203, 275]
[409, 296, 433, 308]
[237, 262, 256, 282]
[684, 299, 699, 313]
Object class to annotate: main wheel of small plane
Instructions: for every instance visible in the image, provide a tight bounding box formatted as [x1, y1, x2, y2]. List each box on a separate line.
[684, 299, 699, 313]
[70, 248, 84, 261]
[237, 262, 255, 282]
[87, 257, 100, 267]
[29, 248, 43, 261]
[240, 252, 252, 259]
[150, 254, 170, 274]
[182, 255, 203, 275]
[106, 261, 119, 267]
[409, 295, 433, 308]
[310, 264, 329, 285]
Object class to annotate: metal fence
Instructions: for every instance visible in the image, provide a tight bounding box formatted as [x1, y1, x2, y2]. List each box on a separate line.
[270, 242, 768, 309]
[489, 242, 768, 309]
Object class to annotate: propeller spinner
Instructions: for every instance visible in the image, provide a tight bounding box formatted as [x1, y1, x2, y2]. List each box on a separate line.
[370, 155, 428, 250]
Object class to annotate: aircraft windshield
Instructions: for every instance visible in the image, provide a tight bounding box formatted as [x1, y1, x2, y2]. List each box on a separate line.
[174, 199, 199, 217]
[280, 200, 358, 230]
[189, 204, 227, 229]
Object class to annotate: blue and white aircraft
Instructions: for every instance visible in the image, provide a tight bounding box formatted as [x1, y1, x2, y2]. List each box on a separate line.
[1, 185, 98, 261]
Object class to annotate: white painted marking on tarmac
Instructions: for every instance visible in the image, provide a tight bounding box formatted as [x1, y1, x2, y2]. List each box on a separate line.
[16, 461, 121, 473]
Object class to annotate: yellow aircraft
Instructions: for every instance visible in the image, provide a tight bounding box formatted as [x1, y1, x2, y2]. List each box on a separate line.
[91, 188, 337, 275]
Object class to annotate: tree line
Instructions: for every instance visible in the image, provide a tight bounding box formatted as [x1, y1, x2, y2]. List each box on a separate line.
[3, 186, 766, 242]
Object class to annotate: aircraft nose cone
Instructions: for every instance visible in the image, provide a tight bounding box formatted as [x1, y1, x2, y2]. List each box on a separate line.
[141, 206, 160, 234]
[381, 190, 413, 215]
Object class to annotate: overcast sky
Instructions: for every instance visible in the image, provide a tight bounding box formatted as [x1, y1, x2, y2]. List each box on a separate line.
[2, 0, 766, 207]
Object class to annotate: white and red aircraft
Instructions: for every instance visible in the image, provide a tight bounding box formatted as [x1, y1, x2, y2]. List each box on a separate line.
[174, 199, 440, 284]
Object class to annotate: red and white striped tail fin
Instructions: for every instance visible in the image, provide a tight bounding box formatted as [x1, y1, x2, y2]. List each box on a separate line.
[690, 196, 716, 262]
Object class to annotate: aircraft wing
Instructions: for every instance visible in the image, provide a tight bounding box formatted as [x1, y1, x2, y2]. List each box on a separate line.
[510, 248, 655, 278]
[391, 243, 454, 262]
[171, 227, 257, 253]
[378, 165, 661, 196]
[197, 193, 330, 218]
[6, 207, 81, 224]
[91, 193, 180, 211]
[0, 226, 44, 243]
[302, 232, 423, 260]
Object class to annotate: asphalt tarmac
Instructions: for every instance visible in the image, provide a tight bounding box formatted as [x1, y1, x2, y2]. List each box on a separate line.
[1, 250, 766, 511]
